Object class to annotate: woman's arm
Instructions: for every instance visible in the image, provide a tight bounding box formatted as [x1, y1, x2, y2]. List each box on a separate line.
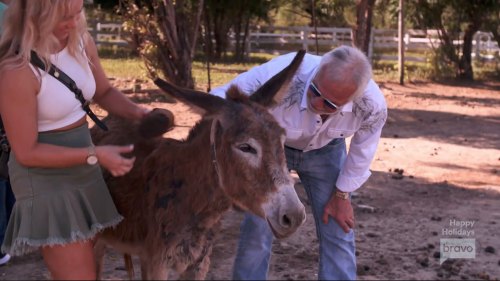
[0, 65, 135, 176]
[84, 36, 148, 121]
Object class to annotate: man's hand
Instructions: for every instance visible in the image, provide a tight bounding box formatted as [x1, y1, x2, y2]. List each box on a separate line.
[322, 193, 355, 233]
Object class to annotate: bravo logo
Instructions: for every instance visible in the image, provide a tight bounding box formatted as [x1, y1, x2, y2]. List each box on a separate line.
[440, 238, 476, 265]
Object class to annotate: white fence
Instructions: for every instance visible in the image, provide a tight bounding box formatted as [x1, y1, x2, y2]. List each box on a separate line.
[244, 26, 499, 62]
[87, 21, 500, 63]
[88, 20, 128, 48]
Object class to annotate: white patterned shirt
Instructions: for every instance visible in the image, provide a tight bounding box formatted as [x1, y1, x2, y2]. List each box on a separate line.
[211, 52, 387, 192]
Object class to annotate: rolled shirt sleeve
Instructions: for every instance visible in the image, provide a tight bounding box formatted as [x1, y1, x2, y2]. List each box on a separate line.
[336, 98, 388, 193]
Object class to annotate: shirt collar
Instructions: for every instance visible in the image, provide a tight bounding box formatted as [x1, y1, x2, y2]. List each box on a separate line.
[300, 66, 353, 113]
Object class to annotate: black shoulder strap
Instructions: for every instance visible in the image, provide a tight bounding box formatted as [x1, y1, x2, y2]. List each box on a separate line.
[30, 51, 108, 131]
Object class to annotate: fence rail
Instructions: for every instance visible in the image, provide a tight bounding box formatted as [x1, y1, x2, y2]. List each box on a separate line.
[87, 21, 500, 63]
[88, 20, 128, 47]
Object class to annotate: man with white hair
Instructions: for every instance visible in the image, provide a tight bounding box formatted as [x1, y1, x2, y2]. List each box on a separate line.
[211, 45, 387, 280]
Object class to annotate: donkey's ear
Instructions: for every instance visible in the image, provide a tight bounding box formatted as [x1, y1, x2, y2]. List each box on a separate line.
[249, 50, 305, 107]
[154, 78, 226, 114]
[138, 108, 175, 139]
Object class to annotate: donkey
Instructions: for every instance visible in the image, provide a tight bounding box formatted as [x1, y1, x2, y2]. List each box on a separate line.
[92, 50, 307, 280]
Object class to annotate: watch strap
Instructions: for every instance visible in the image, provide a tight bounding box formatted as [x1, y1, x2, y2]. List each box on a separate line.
[334, 190, 350, 200]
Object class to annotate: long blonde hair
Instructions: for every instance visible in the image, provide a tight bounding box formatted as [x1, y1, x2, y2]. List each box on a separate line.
[0, 0, 90, 72]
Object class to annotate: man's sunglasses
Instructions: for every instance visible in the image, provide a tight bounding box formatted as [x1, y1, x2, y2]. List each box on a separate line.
[309, 82, 340, 111]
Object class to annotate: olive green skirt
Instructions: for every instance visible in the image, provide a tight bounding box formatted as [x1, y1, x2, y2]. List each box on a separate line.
[1, 123, 123, 256]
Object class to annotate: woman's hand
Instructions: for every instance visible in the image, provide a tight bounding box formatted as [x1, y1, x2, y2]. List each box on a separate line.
[95, 145, 135, 177]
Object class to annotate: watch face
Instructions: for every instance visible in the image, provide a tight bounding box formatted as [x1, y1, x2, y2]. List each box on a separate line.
[87, 155, 98, 165]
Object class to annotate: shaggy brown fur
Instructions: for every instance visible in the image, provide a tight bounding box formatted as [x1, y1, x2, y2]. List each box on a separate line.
[92, 51, 307, 280]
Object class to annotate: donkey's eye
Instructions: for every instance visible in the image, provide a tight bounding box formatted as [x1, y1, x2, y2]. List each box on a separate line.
[238, 143, 257, 154]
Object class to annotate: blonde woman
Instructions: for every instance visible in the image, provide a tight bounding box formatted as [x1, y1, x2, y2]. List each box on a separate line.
[0, 0, 14, 268]
[0, 0, 148, 279]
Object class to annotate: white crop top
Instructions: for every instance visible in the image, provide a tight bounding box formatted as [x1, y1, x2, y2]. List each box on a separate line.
[29, 46, 96, 132]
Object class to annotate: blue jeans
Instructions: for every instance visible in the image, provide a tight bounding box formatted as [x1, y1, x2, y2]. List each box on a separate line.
[232, 139, 356, 280]
[0, 179, 15, 251]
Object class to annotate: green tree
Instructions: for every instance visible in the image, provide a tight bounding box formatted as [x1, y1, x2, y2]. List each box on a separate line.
[277, 0, 353, 27]
[353, 0, 376, 54]
[119, 0, 204, 88]
[204, 0, 281, 60]
[407, 0, 499, 80]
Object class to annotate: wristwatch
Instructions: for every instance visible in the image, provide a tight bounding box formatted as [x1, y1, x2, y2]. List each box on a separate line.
[335, 190, 350, 200]
[86, 145, 98, 165]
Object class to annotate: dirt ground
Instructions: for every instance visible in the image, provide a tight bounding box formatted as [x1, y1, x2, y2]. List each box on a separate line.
[0, 79, 499, 280]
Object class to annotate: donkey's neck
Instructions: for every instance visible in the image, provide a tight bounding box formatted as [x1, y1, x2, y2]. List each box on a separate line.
[172, 119, 232, 226]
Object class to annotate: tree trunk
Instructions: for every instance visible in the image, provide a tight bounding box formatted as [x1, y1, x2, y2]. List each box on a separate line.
[211, 4, 231, 60]
[155, 0, 197, 88]
[242, 13, 251, 61]
[234, 1, 252, 62]
[233, 2, 245, 61]
[353, 0, 376, 54]
[457, 26, 476, 80]
[435, 24, 460, 65]
[120, 0, 204, 89]
[457, 14, 482, 80]
[398, 0, 405, 85]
